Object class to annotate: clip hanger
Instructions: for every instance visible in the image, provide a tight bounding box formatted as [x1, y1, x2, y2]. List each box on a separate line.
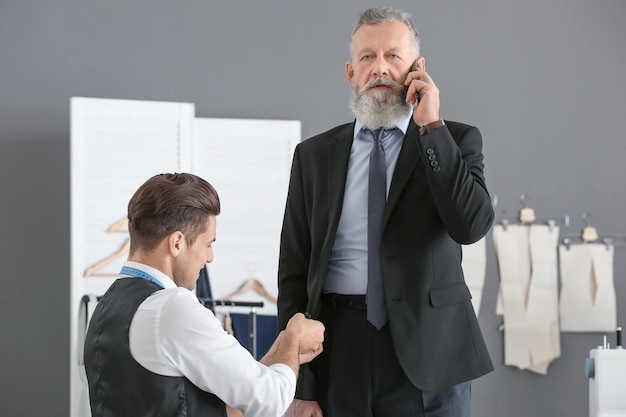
[581, 212, 599, 241]
[561, 212, 626, 249]
[495, 193, 569, 231]
[561, 212, 599, 247]
[518, 193, 536, 223]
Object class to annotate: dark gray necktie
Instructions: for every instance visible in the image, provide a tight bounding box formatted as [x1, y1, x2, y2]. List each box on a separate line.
[366, 128, 388, 329]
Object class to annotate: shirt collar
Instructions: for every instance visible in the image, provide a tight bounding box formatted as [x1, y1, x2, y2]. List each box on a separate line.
[121, 261, 177, 289]
[353, 112, 412, 140]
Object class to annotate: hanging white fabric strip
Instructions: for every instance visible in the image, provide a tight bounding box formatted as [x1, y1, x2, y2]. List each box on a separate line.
[559, 243, 616, 332]
[461, 237, 487, 315]
[493, 224, 561, 374]
[525, 225, 561, 374]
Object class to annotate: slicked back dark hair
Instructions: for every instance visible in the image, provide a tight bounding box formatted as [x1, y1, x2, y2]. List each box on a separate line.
[127, 173, 221, 253]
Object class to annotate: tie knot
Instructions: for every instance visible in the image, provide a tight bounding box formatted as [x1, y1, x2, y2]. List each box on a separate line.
[366, 128, 385, 143]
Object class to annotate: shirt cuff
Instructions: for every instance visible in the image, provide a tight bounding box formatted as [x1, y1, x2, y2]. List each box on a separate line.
[268, 363, 297, 393]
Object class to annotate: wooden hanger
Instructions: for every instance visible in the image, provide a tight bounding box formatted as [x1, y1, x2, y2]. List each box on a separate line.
[225, 278, 277, 304]
[560, 212, 626, 249]
[83, 217, 130, 276]
[494, 193, 569, 231]
[83, 239, 130, 276]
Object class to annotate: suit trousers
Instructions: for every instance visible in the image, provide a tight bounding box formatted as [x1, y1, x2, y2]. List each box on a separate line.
[314, 294, 472, 417]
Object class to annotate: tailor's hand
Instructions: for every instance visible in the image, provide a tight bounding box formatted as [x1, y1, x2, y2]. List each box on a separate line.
[404, 64, 441, 127]
[225, 405, 244, 417]
[299, 344, 323, 364]
[285, 399, 323, 417]
[285, 313, 325, 363]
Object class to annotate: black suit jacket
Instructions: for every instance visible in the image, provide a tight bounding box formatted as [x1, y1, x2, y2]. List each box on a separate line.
[277, 119, 494, 395]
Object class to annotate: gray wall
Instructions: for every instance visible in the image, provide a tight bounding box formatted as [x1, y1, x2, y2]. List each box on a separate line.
[1, 1, 625, 416]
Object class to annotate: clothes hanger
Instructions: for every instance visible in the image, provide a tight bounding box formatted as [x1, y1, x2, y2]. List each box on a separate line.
[224, 262, 277, 304]
[83, 217, 130, 276]
[560, 212, 626, 249]
[225, 278, 277, 304]
[494, 193, 569, 231]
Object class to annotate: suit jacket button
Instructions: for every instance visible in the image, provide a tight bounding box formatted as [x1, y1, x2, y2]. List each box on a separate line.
[430, 160, 438, 167]
[433, 166, 441, 172]
[426, 148, 434, 155]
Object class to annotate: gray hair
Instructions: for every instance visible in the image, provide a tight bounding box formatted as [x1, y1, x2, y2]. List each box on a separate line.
[350, 7, 420, 57]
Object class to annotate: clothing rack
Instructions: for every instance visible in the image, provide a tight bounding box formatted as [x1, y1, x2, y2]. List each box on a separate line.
[560, 236, 626, 249]
[199, 298, 265, 358]
[80, 294, 101, 330]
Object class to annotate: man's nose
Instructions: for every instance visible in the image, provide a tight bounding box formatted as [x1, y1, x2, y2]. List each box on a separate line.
[372, 57, 389, 77]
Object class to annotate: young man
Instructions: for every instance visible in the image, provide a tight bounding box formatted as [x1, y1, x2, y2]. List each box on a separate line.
[278, 7, 494, 417]
[84, 173, 324, 417]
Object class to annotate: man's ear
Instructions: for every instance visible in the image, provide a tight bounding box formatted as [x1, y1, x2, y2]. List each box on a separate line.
[168, 231, 185, 257]
[345, 61, 355, 85]
[417, 56, 426, 71]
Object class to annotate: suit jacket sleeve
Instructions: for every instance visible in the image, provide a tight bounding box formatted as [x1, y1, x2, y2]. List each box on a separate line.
[277, 145, 318, 399]
[416, 121, 493, 244]
[278, 145, 310, 331]
[380, 120, 494, 390]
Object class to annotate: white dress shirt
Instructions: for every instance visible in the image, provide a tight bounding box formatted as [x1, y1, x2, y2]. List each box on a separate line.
[123, 261, 296, 417]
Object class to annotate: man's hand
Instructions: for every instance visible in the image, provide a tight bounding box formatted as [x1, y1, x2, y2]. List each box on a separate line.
[404, 65, 440, 127]
[285, 399, 323, 417]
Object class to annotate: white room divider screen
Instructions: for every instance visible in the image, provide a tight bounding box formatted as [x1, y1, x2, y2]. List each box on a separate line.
[69, 97, 300, 417]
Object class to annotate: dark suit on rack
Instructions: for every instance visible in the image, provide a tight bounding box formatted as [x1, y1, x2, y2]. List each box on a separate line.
[277, 118, 494, 415]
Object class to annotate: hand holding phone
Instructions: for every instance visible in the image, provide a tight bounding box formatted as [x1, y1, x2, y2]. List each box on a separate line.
[411, 60, 421, 103]
[405, 58, 441, 126]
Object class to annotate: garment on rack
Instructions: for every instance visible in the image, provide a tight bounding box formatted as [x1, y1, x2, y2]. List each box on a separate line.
[461, 237, 487, 315]
[493, 224, 561, 374]
[196, 266, 214, 312]
[196, 266, 213, 299]
[559, 243, 616, 332]
[230, 313, 277, 359]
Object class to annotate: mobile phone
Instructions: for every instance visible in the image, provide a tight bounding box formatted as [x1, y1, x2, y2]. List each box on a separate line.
[411, 60, 421, 103]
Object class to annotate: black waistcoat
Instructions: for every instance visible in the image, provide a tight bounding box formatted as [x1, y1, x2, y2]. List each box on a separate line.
[84, 277, 226, 417]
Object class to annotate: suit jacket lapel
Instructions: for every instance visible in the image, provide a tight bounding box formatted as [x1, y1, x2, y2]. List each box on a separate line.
[384, 120, 420, 224]
[327, 123, 355, 235]
[310, 123, 354, 309]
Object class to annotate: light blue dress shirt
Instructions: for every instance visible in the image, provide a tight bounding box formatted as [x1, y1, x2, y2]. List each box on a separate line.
[323, 114, 412, 294]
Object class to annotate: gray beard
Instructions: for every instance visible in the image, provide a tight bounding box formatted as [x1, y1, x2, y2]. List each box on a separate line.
[349, 86, 413, 130]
